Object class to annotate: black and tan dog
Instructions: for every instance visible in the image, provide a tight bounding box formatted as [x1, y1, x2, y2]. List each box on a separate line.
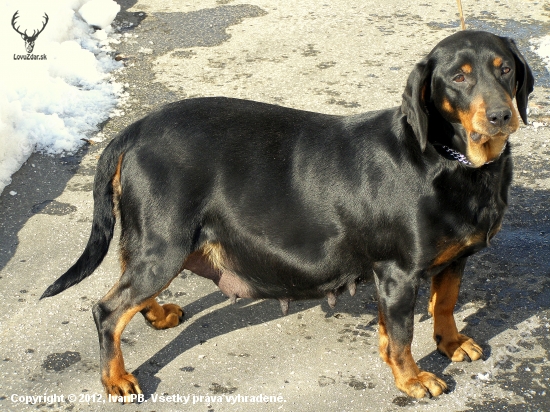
[42, 31, 533, 399]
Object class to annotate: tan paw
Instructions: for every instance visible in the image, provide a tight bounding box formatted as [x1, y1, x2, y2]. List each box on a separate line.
[103, 372, 142, 401]
[397, 371, 448, 398]
[437, 333, 483, 362]
[149, 303, 184, 329]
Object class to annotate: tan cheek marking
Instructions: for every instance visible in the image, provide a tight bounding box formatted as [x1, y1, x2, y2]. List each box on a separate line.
[456, 97, 488, 166]
[442, 98, 454, 114]
[456, 95, 493, 166]
[456, 95, 485, 135]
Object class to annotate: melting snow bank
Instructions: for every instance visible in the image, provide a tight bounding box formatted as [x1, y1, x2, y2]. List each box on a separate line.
[0, 0, 123, 195]
[530, 35, 550, 129]
[531, 35, 550, 74]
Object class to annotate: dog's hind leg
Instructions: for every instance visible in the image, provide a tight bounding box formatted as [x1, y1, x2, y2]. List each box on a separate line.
[92, 250, 186, 399]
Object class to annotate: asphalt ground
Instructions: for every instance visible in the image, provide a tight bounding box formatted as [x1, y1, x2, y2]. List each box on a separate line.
[1, 1, 550, 411]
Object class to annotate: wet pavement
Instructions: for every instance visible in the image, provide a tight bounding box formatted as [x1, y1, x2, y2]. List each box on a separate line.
[1, 0, 549, 411]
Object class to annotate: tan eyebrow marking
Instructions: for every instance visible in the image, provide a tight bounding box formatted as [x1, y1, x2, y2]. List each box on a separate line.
[461, 64, 472, 74]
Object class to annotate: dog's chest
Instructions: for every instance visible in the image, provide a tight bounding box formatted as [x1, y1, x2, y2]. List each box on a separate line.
[426, 179, 507, 268]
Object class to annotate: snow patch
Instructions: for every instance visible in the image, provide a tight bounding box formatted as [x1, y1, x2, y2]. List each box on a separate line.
[0, 0, 123, 195]
[531, 35, 550, 74]
[78, 0, 121, 30]
[476, 372, 492, 381]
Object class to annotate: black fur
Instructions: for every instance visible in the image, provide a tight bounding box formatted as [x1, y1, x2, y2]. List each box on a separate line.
[41, 31, 533, 400]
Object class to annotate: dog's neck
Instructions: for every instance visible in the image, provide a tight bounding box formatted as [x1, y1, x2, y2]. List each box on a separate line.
[433, 144, 474, 166]
[426, 108, 485, 167]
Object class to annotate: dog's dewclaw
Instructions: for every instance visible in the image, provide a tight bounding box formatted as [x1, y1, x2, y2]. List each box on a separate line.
[348, 281, 356, 297]
[279, 299, 290, 315]
[327, 292, 337, 308]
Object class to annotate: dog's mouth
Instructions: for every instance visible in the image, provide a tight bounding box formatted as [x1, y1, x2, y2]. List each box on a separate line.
[465, 130, 509, 167]
[470, 132, 491, 144]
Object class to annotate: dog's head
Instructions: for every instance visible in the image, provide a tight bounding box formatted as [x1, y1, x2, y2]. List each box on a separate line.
[401, 31, 534, 167]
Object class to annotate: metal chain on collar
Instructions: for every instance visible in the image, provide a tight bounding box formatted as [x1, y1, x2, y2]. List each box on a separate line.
[440, 145, 473, 166]
[439, 145, 500, 167]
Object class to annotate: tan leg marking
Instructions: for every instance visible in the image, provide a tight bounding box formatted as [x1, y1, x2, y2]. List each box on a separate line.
[379, 311, 447, 398]
[102, 303, 147, 398]
[429, 267, 483, 362]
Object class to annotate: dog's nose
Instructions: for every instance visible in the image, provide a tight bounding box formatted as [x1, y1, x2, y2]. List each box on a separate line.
[486, 108, 512, 127]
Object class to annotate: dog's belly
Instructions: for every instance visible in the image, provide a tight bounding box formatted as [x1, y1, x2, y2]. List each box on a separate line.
[182, 242, 365, 302]
[183, 249, 256, 299]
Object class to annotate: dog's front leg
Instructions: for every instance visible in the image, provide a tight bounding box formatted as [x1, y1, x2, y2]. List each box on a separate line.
[428, 258, 483, 362]
[374, 262, 448, 398]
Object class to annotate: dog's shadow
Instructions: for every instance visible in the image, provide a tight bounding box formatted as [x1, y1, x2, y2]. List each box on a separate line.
[133, 290, 322, 396]
[132, 279, 464, 398]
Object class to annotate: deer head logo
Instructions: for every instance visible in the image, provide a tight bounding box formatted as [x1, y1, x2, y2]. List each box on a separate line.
[11, 11, 49, 54]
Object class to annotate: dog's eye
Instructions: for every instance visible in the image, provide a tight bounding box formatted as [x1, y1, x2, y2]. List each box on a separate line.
[501, 67, 511, 75]
[453, 74, 465, 83]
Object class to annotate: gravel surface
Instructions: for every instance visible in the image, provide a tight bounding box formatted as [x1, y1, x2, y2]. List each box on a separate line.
[1, 1, 549, 411]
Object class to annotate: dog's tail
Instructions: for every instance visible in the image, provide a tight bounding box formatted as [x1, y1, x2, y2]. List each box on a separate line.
[40, 123, 138, 299]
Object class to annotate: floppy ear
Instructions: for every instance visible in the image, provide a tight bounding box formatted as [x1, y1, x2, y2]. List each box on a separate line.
[401, 60, 432, 151]
[503, 37, 534, 125]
